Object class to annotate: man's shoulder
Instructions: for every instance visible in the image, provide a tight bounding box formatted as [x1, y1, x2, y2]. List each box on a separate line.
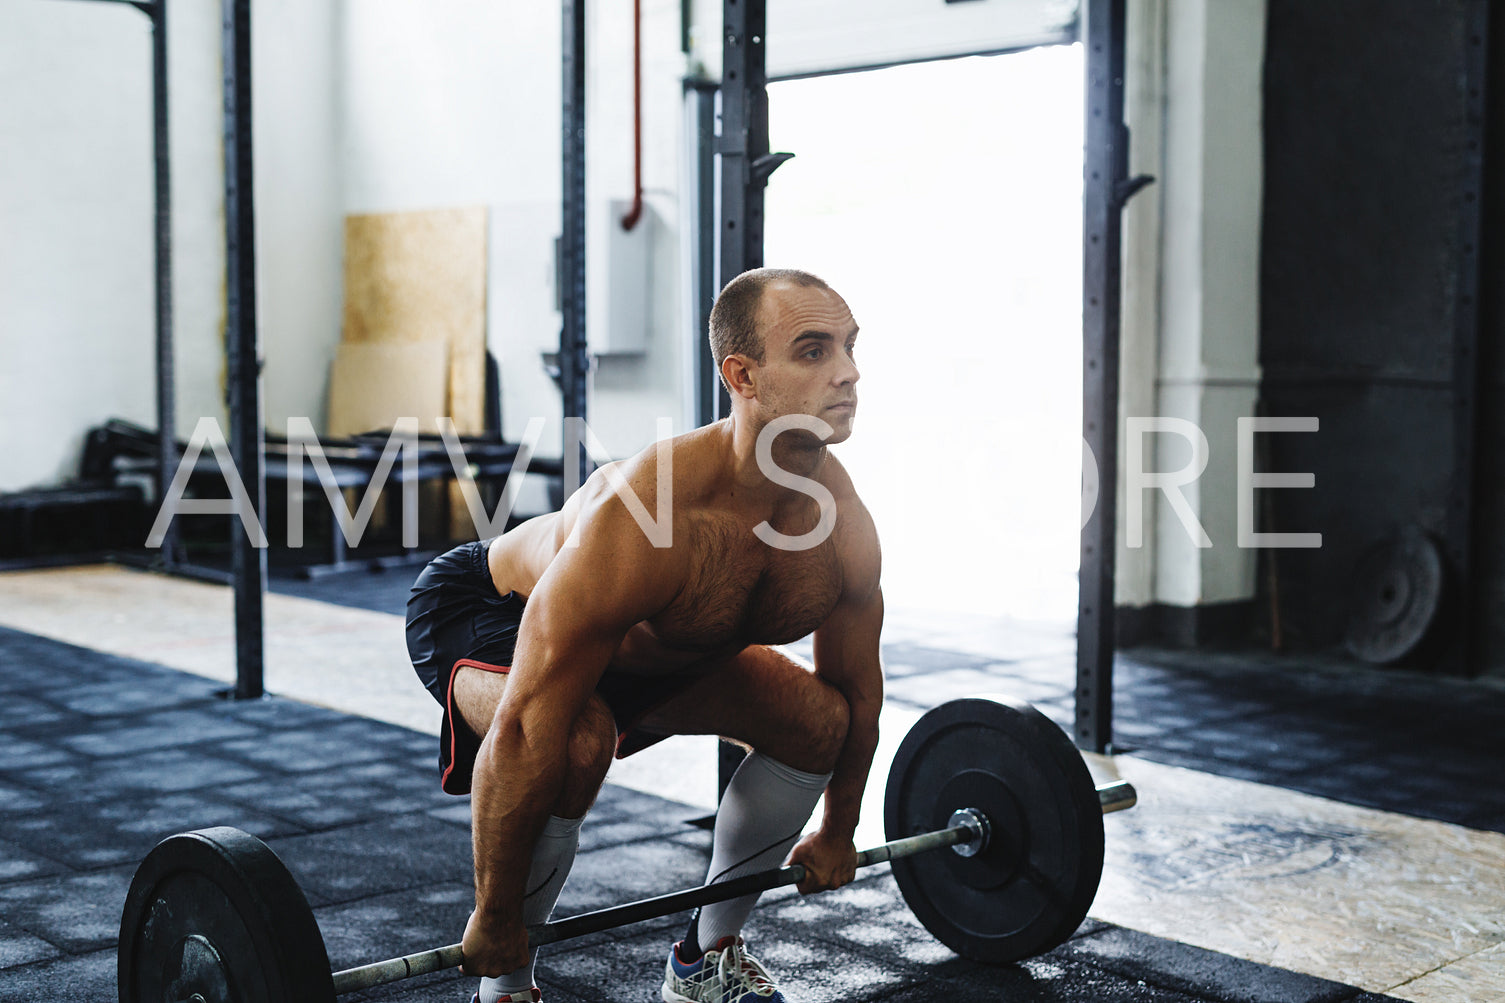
[563, 429, 725, 564]
[816, 453, 875, 532]
[819, 455, 880, 593]
[817, 451, 860, 497]
[570, 427, 711, 516]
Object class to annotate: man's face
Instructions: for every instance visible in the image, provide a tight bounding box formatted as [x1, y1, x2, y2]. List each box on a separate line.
[749, 283, 861, 442]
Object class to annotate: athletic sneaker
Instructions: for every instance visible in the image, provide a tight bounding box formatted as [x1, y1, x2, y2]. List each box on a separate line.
[470, 990, 541, 1003]
[662, 936, 787, 1002]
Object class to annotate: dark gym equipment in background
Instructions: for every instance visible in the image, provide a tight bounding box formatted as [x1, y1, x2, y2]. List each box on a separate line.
[1255, 0, 1491, 675]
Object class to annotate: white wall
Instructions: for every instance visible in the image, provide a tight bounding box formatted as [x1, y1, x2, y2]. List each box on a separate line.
[339, 0, 688, 462]
[257, 0, 343, 436]
[1115, 0, 1167, 607]
[1, 0, 149, 493]
[586, 0, 691, 457]
[0, 0, 222, 493]
[168, 0, 233, 441]
[0, 0, 343, 493]
[0, 0, 686, 500]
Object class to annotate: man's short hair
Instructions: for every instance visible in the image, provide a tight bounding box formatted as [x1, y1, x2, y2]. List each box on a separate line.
[709, 267, 831, 392]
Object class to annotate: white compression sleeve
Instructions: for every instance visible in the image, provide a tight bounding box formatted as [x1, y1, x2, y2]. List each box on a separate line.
[691, 753, 831, 951]
[478, 813, 583, 1002]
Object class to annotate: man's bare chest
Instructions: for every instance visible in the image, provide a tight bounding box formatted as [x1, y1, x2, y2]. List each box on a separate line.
[650, 535, 844, 653]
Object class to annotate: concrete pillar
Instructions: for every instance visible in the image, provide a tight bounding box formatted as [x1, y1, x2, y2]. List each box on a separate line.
[1119, 0, 1267, 622]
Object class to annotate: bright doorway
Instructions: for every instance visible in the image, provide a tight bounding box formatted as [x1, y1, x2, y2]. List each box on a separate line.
[764, 45, 1086, 624]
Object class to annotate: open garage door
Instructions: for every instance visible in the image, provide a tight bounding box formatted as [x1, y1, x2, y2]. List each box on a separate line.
[688, 0, 1079, 81]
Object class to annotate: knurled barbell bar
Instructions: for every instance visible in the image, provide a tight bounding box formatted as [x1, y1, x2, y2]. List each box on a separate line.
[118, 695, 1137, 1003]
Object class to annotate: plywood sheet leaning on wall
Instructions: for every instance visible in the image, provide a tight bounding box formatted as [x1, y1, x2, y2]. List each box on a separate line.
[341, 206, 489, 541]
[327, 341, 449, 440]
[342, 206, 488, 436]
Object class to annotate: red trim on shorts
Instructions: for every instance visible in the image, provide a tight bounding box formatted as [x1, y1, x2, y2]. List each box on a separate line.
[442, 658, 510, 795]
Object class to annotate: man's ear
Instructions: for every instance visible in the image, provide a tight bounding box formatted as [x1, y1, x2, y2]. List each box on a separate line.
[722, 355, 758, 399]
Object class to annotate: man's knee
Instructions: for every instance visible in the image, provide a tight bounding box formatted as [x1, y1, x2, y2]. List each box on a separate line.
[805, 685, 850, 773]
[557, 695, 616, 815]
[571, 696, 617, 777]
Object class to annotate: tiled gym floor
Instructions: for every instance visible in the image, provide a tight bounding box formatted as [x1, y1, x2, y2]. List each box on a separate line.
[0, 562, 1501, 1002]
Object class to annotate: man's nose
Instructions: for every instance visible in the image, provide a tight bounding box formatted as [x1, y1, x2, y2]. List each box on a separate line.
[837, 356, 860, 385]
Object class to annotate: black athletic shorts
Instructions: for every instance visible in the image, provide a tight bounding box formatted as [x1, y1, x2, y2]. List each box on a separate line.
[405, 539, 698, 794]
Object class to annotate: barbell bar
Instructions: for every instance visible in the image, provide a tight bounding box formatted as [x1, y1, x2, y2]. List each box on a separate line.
[331, 782, 1131, 995]
[119, 695, 1138, 1003]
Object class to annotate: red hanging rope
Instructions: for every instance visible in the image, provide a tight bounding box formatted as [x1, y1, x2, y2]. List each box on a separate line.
[620, 0, 644, 231]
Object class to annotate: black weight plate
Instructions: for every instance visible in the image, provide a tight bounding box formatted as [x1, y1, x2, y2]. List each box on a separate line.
[884, 695, 1104, 965]
[119, 826, 335, 1003]
[1344, 526, 1445, 664]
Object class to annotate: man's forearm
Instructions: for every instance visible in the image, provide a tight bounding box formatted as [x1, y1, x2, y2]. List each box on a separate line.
[819, 696, 881, 838]
[470, 716, 565, 922]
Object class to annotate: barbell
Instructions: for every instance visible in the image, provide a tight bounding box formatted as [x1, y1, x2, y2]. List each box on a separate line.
[118, 695, 1136, 1003]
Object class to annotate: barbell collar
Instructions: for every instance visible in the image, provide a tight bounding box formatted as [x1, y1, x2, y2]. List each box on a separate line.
[948, 808, 990, 858]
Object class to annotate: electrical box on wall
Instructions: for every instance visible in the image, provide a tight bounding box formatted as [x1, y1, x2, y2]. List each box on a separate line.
[587, 198, 652, 355]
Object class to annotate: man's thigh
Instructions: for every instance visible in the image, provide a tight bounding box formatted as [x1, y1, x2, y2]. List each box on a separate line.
[635, 646, 847, 768]
[452, 664, 512, 740]
[453, 666, 617, 814]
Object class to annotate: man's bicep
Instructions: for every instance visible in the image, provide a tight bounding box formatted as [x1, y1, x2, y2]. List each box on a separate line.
[812, 585, 885, 699]
[532, 559, 632, 643]
[813, 496, 884, 691]
[543, 497, 681, 632]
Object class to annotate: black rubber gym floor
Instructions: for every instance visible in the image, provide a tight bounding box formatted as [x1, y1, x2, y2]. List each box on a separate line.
[4, 561, 1498, 1001]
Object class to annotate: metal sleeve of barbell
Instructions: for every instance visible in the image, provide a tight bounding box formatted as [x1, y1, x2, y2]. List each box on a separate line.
[1098, 779, 1137, 813]
[330, 823, 973, 995]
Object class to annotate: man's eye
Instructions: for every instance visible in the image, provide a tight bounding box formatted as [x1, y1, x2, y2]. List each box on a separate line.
[805, 347, 823, 359]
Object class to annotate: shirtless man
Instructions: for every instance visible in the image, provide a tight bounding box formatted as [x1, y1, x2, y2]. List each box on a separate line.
[405, 268, 883, 1003]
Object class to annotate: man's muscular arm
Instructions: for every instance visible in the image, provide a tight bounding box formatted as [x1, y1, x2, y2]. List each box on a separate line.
[463, 490, 682, 977]
[789, 500, 883, 894]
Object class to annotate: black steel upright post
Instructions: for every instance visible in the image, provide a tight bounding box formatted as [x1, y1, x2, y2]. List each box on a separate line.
[561, 0, 590, 487]
[150, 0, 177, 567]
[714, 0, 783, 796]
[223, 0, 265, 700]
[717, 0, 788, 422]
[688, 80, 719, 428]
[718, 0, 752, 289]
[1076, 0, 1130, 753]
[1443, 0, 1489, 675]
